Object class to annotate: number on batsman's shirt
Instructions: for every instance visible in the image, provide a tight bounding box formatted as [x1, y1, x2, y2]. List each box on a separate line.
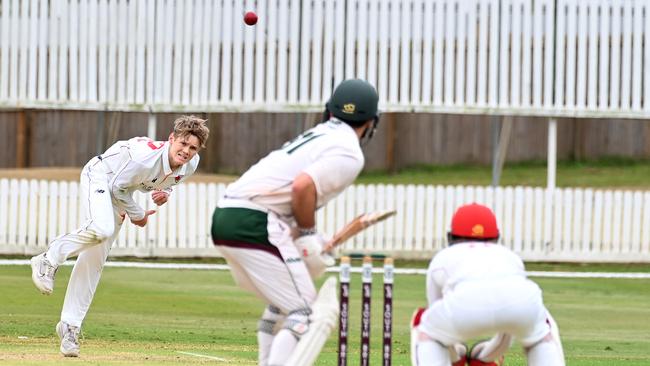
[222, 119, 365, 216]
[282, 132, 323, 154]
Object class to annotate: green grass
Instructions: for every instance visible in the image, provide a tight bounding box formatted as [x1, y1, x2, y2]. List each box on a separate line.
[357, 158, 650, 189]
[2, 264, 650, 365]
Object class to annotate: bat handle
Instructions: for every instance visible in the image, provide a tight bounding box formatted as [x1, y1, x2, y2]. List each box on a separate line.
[321, 240, 337, 254]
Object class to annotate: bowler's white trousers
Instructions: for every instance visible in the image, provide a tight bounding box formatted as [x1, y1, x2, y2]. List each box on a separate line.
[46, 157, 124, 328]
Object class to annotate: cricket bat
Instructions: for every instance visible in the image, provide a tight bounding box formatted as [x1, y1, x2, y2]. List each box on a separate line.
[322, 210, 396, 253]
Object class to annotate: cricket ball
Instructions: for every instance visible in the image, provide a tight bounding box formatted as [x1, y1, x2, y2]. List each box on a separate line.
[244, 11, 258, 26]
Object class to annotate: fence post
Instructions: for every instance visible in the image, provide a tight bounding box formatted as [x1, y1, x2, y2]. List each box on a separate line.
[491, 115, 513, 187]
[147, 108, 157, 139]
[384, 113, 396, 173]
[547, 118, 557, 190]
[96, 110, 106, 155]
[16, 110, 29, 168]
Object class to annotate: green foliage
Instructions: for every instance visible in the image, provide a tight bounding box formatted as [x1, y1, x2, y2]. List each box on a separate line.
[1, 264, 650, 365]
[358, 158, 650, 188]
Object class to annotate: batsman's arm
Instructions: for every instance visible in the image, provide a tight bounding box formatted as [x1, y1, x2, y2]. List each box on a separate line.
[291, 173, 318, 231]
[294, 150, 363, 238]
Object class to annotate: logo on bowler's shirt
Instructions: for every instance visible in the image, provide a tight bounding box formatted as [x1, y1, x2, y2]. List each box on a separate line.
[175, 175, 183, 183]
[140, 182, 155, 191]
[95, 189, 105, 194]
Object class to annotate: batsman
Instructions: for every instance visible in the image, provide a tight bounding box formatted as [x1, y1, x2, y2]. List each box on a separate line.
[211, 79, 380, 366]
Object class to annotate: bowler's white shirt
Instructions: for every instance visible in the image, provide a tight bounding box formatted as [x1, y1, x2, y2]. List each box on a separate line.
[426, 242, 527, 305]
[221, 118, 364, 218]
[97, 137, 199, 221]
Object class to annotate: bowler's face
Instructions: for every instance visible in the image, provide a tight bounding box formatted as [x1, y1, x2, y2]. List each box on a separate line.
[168, 133, 200, 169]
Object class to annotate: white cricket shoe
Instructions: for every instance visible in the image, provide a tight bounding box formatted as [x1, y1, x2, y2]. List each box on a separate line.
[30, 253, 58, 295]
[56, 321, 80, 357]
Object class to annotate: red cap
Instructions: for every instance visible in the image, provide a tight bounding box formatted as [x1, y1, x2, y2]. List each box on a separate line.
[450, 203, 499, 239]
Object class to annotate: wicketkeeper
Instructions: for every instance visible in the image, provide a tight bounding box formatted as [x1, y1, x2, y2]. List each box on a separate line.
[411, 203, 565, 366]
[211, 79, 380, 366]
[30, 116, 209, 357]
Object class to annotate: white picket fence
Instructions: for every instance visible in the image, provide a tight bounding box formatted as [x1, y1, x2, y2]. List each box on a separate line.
[1, 178, 650, 262]
[2, 0, 650, 118]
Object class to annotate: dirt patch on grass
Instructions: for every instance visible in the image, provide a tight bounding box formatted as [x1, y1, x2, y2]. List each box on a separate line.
[0, 336, 253, 365]
[0, 168, 237, 184]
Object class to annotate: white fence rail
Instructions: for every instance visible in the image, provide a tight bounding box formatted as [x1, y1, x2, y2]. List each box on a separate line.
[2, 0, 650, 118]
[1, 178, 650, 262]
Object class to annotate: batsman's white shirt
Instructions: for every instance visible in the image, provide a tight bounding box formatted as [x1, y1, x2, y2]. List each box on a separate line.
[220, 118, 364, 217]
[419, 242, 550, 347]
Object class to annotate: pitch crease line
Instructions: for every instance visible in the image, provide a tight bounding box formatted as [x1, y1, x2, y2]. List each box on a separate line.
[176, 351, 227, 361]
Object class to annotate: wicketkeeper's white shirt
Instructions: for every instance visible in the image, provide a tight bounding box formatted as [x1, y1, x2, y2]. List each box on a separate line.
[419, 242, 550, 346]
[220, 118, 364, 217]
[425, 242, 527, 304]
[99, 136, 199, 221]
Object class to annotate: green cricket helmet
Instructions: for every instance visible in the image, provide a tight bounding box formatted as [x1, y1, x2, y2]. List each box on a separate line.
[326, 79, 379, 126]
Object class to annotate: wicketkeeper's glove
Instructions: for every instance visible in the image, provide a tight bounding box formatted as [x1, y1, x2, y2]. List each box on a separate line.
[294, 234, 335, 279]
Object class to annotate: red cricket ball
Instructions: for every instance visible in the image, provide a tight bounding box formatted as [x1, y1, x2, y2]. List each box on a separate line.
[244, 11, 258, 26]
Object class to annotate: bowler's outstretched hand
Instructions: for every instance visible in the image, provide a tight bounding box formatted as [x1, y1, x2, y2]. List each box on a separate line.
[131, 210, 156, 227]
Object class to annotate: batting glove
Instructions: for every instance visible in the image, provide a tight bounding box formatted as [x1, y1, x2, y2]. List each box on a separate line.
[294, 234, 335, 279]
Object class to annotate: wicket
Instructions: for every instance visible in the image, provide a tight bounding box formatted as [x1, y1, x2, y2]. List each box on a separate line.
[338, 255, 394, 366]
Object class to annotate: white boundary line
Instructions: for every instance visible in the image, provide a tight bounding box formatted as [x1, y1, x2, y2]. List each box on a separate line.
[176, 351, 227, 362]
[3, 259, 650, 279]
